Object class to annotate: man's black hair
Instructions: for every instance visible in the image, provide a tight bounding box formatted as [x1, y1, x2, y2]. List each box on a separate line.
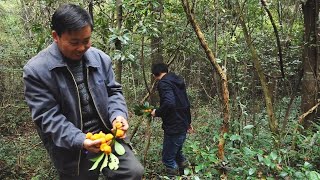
[51, 4, 93, 36]
[152, 63, 168, 77]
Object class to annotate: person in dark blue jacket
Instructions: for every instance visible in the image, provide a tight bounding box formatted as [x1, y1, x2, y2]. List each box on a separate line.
[151, 63, 193, 176]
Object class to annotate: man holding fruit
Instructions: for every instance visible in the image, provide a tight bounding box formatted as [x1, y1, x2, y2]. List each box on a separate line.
[23, 3, 143, 180]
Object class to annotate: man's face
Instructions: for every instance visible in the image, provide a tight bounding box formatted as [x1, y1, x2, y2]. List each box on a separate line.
[52, 25, 92, 61]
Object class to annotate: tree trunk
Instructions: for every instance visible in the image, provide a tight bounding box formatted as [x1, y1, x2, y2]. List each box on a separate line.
[150, 0, 164, 105]
[235, 0, 279, 135]
[115, 0, 123, 84]
[181, 0, 230, 166]
[301, 0, 320, 129]
[88, 0, 94, 26]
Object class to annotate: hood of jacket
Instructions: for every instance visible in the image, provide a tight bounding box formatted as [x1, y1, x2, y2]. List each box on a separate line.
[161, 72, 186, 90]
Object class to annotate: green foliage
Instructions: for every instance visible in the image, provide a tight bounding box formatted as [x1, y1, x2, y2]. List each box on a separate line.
[89, 153, 104, 170]
[0, 0, 316, 179]
[0, 132, 56, 180]
[226, 115, 320, 179]
[133, 101, 154, 117]
[30, 22, 51, 53]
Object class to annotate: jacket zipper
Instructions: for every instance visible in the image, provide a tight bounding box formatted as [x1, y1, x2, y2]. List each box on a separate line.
[86, 67, 110, 131]
[66, 66, 83, 176]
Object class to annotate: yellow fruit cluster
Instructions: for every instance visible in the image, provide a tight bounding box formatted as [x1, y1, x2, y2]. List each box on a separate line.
[86, 131, 113, 154]
[143, 109, 152, 113]
[114, 122, 125, 138]
[85, 122, 125, 155]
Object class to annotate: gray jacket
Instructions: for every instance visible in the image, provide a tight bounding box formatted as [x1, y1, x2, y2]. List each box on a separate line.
[23, 42, 128, 175]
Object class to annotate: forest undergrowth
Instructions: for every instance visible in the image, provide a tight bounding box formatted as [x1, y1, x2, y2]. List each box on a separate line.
[1, 0, 319, 179]
[0, 101, 319, 180]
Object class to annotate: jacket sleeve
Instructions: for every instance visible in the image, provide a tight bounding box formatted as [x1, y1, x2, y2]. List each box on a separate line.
[23, 64, 85, 150]
[155, 81, 176, 117]
[103, 56, 128, 122]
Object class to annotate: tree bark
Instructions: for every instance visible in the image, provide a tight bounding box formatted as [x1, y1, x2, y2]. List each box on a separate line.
[301, 0, 320, 129]
[150, 0, 164, 106]
[88, 0, 94, 26]
[235, 0, 279, 135]
[181, 0, 230, 163]
[115, 0, 123, 84]
[261, 0, 284, 78]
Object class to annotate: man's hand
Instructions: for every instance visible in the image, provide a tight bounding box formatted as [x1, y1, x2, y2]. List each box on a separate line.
[151, 109, 156, 117]
[187, 124, 194, 134]
[112, 116, 128, 139]
[83, 139, 101, 153]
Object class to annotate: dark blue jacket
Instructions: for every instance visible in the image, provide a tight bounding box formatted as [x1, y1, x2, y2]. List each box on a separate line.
[155, 72, 191, 135]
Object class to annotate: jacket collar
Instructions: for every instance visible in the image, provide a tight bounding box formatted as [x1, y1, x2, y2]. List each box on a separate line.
[47, 42, 99, 70]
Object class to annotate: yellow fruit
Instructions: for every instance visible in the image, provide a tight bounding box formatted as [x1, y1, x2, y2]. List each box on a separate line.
[100, 137, 106, 144]
[105, 133, 114, 141]
[99, 131, 106, 136]
[86, 132, 93, 139]
[115, 129, 125, 138]
[100, 143, 108, 151]
[115, 122, 122, 129]
[91, 134, 101, 140]
[104, 146, 112, 154]
[143, 109, 152, 113]
[101, 144, 112, 155]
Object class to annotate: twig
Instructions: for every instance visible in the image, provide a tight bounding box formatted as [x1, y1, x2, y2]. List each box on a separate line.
[298, 102, 320, 124]
[291, 101, 320, 150]
[0, 104, 28, 109]
[143, 117, 152, 167]
[129, 117, 144, 141]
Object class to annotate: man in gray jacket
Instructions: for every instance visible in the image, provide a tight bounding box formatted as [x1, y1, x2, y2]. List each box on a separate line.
[23, 4, 143, 180]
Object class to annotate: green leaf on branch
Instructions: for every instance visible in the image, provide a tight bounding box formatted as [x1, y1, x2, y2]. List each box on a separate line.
[133, 101, 155, 116]
[243, 125, 254, 130]
[144, 101, 150, 108]
[248, 168, 256, 175]
[270, 151, 277, 160]
[100, 154, 109, 172]
[89, 153, 105, 170]
[108, 153, 119, 170]
[263, 156, 272, 167]
[133, 104, 144, 116]
[306, 171, 320, 180]
[89, 153, 103, 162]
[114, 141, 125, 155]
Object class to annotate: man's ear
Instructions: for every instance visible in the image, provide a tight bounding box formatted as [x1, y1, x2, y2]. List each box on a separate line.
[153, 74, 159, 80]
[52, 31, 59, 43]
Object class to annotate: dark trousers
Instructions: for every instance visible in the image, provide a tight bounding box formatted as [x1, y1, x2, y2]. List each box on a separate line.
[162, 133, 187, 169]
[59, 142, 144, 180]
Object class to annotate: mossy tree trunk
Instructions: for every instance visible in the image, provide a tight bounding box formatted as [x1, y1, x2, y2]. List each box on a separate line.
[115, 0, 123, 84]
[181, 0, 230, 168]
[301, 0, 320, 129]
[235, 0, 279, 135]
